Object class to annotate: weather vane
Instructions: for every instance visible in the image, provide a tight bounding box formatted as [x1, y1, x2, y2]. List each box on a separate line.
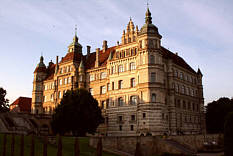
[75, 24, 77, 36]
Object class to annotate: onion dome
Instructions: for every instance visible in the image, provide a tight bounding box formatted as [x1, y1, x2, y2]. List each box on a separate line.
[34, 56, 46, 73]
[139, 7, 162, 38]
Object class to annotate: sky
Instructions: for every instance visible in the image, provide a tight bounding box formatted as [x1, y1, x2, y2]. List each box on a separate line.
[0, 0, 233, 105]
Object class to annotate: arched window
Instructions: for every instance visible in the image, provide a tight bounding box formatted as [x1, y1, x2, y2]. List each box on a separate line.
[130, 96, 137, 105]
[130, 78, 136, 87]
[151, 93, 156, 102]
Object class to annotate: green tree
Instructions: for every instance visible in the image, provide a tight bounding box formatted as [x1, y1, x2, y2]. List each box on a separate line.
[224, 112, 233, 156]
[0, 87, 9, 112]
[51, 88, 104, 136]
[206, 97, 233, 133]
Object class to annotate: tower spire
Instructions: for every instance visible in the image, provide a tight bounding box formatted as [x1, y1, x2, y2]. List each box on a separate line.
[145, 5, 152, 24]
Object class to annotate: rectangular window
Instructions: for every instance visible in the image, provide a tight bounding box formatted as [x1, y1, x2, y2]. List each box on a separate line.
[112, 82, 114, 90]
[100, 86, 106, 94]
[151, 72, 156, 82]
[119, 125, 122, 131]
[131, 115, 135, 121]
[107, 83, 110, 91]
[151, 93, 156, 102]
[118, 80, 123, 89]
[130, 62, 136, 70]
[118, 116, 123, 122]
[150, 55, 155, 64]
[130, 125, 134, 131]
[90, 74, 95, 81]
[111, 66, 115, 74]
[59, 79, 62, 85]
[143, 113, 146, 118]
[118, 65, 124, 73]
[64, 78, 67, 85]
[130, 78, 136, 87]
[100, 72, 107, 79]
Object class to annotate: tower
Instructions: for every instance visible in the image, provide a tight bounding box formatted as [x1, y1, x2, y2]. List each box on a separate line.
[31, 56, 47, 114]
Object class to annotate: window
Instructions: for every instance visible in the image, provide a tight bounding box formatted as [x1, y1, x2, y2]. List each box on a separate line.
[106, 99, 109, 108]
[130, 78, 136, 87]
[100, 86, 106, 94]
[131, 115, 135, 121]
[130, 62, 136, 70]
[118, 116, 123, 122]
[180, 72, 183, 79]
[112, 82, 114, 90]
[118, 97, 124, 106]
[51, 94, 54, 102]
[181, 86, 185, 94]
[150, 55, 155, 64]
[118, 80, 123, 89]
[174, 70, 178, 77]
[58, 91, 62, 99]
[89, 88, 93, 95]
[130, 125, 134, 131]
[119, 125, 122, 131]
[100, 72, 107, 79]
[107, 83, 110, 91]
[143, 113, 146, 118]
[151, 93, 156, 102]
[118, 65, 124, 73]
[111, 66, 115, 74]
[68, 77, 71, 84]
[130, 96, 137, 105]
[64, 78, 67, 84]
[139, 40, 142, 48]
[175, 84, 179, 92]
[183, 101, 186, 109]
[90, 74, 95, 81]
[59, 79, 62, 85]
[151, 72, 156, 82]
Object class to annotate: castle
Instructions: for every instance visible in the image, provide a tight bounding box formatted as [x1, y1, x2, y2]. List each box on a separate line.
[32, 8, 205, 136]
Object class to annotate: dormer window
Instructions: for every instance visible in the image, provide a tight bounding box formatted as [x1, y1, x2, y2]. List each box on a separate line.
[69, 48, 73, 52]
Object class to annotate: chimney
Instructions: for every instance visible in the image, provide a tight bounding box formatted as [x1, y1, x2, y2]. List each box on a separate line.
[95, 48, 100, 68]
[175, 52, 178, 55]
[102, 40, 108, 52]
[55, 56, 59, 74]
[117, 41, 119, 46]
[87, 45, 91, 56]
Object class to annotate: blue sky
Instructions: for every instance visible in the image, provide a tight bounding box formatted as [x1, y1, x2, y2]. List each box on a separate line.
[0, 0, 233, 104]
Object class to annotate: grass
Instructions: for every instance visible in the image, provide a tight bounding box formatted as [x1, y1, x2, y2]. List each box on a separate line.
[0, 133, 118, 156]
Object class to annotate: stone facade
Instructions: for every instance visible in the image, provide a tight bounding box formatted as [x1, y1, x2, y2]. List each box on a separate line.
[31, 8, 205, 136]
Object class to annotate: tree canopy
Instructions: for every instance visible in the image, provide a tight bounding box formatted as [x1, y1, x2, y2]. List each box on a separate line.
[206, 97, 233, 133]
[0, 87, 9, 112]
[51, 88, 104, 136]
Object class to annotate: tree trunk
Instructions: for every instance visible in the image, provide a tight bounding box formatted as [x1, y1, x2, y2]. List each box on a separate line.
[57, 135, 62, 156]
[30, 135, 35, 156]
[20, 135, 24, 156]
[10, 134, 15, 156]
[96, 137, 102, 156]
[2, 134, 7, 156]
[43, 136, 48, 156]
[74, 137, 80, 156]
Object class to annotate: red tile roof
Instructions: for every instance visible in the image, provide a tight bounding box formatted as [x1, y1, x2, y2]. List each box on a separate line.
[41, 45, 196, 81]
[10, 97, 32, 113]
[161, 47, 196, 73]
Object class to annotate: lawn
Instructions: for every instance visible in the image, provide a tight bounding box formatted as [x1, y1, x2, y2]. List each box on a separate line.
[0, 134, 118, 156]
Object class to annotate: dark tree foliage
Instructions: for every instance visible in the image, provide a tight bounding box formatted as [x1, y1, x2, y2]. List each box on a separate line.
[51, 88, 104, 136]
[206, 97, 233, 133]
[0, 87, 9, 112]
[224, 112, 233, 156]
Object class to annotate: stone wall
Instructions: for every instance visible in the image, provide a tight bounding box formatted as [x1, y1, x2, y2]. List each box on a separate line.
[89, 134, 221, 156]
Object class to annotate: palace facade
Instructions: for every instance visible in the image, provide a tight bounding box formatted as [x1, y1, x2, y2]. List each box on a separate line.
[31, 8, 205, 136]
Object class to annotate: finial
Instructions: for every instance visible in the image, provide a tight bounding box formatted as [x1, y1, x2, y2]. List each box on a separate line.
[75, 24, 77, 36]
[130, 16, 132, 21]
[147, 0, 149, 9]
